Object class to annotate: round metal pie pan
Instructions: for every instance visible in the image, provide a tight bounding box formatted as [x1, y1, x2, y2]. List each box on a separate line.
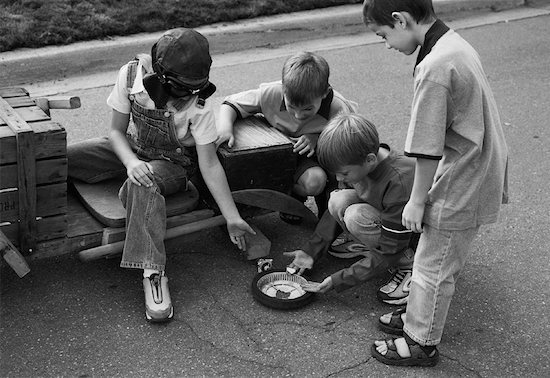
[251, 269, 315, 309]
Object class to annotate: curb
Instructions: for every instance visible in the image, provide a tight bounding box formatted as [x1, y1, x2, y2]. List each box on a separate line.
[0, 0, 527, 88]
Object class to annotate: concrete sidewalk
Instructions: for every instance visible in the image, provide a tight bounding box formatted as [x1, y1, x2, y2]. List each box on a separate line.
[0, 0, 527, 89]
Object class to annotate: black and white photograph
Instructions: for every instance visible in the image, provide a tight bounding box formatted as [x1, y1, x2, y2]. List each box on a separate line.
[1, 0, 548, 376]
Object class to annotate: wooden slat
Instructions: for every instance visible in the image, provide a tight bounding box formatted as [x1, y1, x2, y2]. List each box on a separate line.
[0, 157, 67, 189]
[0, 96, 37, 253]
[220, 116, 292, 153]
[0, 182, 66, 222]
[36, 96, 81, 110]
[0, 120, 66, 163]
[0, 87, 28, 98]
[1, 214, 67, 242]
[5, 97, 35, 108]
[66, 193, 104, 238]
[28, 237, 69, 260]
[0, 105, 50, 126]
[79, 215, 227, 262]
[101, 208, 215, 245]
[1, 229, 30, 277]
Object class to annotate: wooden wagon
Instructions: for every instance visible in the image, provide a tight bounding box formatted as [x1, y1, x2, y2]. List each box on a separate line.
[0, 87, 317, 277]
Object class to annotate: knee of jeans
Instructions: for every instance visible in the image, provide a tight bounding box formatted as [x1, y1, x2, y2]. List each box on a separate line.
[344, 204, 379, 234]
[118, 179, 160, 204]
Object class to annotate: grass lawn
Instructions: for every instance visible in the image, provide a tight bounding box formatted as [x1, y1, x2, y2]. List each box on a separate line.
[0, 0, 362, 52]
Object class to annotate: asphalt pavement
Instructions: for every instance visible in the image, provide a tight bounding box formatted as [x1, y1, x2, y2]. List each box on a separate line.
[2, 1, 550, 377]
[0, 0, 527, 91]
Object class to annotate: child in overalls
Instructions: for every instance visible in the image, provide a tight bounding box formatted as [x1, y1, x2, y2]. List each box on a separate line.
[68, 28, 255, 322]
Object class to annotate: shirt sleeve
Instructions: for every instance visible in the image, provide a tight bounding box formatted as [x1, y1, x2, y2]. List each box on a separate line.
[330, 91, 358, 116]
[223, 87, 263, 119]
[106, 63, 131, 114]
[404, 78, 449, 160]
[301, 210, 342, 260]
[189, 101, 218, 146]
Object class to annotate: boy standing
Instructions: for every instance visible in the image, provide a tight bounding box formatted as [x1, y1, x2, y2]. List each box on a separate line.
[363, 0, 509, 366]
[286, 113, 416, 305]
[68, 28, 255, 322]
[216, 51, 357, 222]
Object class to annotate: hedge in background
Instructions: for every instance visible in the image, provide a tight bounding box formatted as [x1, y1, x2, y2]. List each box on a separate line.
[0, 0, 362, 52]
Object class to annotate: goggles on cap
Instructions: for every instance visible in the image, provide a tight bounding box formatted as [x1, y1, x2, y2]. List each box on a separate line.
[158, 73, 209, 96]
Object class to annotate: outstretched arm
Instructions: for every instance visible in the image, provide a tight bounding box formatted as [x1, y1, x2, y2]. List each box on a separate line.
[196, 142, 255, 250]
[216, 104, 238, 148]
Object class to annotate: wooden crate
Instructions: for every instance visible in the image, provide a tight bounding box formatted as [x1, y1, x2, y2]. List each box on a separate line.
[217, 116, 296, 194]
[0, 87, 68, 256]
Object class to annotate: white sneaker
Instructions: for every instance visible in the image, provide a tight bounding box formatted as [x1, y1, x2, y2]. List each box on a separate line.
[377, 268, 412, 305]
[143, 272, 173, 322]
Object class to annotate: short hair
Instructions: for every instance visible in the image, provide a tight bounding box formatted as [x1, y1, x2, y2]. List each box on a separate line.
[317, 113, 380, 173]
[362, 0, 436, 27]
[281, 51, 330, 106]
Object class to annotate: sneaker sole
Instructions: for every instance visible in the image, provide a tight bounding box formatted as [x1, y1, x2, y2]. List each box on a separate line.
[378, 296, 409, 306]
[146, 306, 174, 323]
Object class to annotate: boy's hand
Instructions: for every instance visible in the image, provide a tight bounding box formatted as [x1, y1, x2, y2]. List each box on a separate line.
[301, 276, 333, 293]
[283, 250, 314, 275]
[290, 135, 315, 158]
[226, 218, 256, 251]
[402, 200, 425, 233]
[126, 159, 154, 187]
[215, 131, 235, 149]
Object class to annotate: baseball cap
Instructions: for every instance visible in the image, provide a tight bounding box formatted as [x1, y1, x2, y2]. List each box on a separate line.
[151, 28, 212, 91]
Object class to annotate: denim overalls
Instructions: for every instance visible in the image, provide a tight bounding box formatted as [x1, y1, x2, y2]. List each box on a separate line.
[68, 59, 197, 271]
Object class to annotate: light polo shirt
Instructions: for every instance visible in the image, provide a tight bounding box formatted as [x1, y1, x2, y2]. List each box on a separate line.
[222, 81, 357, 138]
[404, 27, 509, 230]
[107, 55, 217, 147]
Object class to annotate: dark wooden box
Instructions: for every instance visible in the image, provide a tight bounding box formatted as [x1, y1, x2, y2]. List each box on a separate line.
[0, 87, 68, 256]
[217, 116, 296, 194]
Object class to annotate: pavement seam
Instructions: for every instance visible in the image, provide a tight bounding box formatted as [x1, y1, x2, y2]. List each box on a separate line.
[326, 357, 372, 377]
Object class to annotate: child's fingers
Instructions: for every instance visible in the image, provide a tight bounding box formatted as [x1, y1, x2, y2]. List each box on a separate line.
[244, 223, 256, 235]
[128, 175, 141, 186]
[230, 234, 245, 250]
[301, 281, 320, 292]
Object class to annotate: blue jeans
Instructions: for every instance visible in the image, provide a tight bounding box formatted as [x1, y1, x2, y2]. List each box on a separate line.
[328, 189, 381, 249]
[404, 224, 479, 346]
[68, 137, 190, 271]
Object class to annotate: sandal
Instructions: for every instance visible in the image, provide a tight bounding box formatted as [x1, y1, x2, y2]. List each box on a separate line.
[378, 307, 406, 335]
[279, 212, 303, 225]
[371, 337, 439, 367]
